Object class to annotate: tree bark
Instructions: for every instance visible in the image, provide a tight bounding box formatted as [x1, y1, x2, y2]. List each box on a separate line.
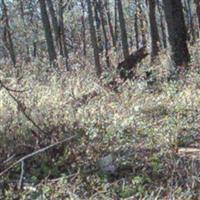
[117, 0, 129, 59]
[134, 0, 139, 50]
[81, 0, 87, 57]
[194, 0, 200, 30]
[39, 0, 57, 65]
[86, 0, 102, 77]
[104, 0, 116, 47]
[97, 0, 110, 68]
[114, 0, 118, 46]
[1, 0, 16, 67]
[94, 1, 103, 52]
[163, 0, 190, 68]
[157, 0, 167, 48]
[148, 0, 160, 61]
[58, 0, 69, 70]
[46, 0, 62, 54]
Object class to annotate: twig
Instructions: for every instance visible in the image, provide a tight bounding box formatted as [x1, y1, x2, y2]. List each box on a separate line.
[0, 80, 29, 93]
[0, 135, 76, 177]
[1, 81, 47, 135]
[2, 154, 16, 164]
[18, 161, 24, 190]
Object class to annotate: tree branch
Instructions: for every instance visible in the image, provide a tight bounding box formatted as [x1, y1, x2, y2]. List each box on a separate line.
[0, 135, 76, 177]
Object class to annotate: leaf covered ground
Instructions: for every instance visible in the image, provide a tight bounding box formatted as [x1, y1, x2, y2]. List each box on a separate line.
[0, 42, 200, 199]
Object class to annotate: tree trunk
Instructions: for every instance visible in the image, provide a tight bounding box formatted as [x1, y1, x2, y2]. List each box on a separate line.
[86, 0, 102, 77]
[183, 0, 196, 42]
[194, 0, 200, 29]
[46, 0, 64, 55]
[104, 0, 116, 47]
[58, 0, 69, 70]
[163, 0, 190, 68]
[97, 0, 110, 68]
[186, 0, 196, 42]
[94, 1, 103, 52]
[39, 0, 57, 65]
[1, 0, 16, 67]
[114, 0, 118, 46]
[134, 0, 139, 49]
[117, 0, 129, 59]
[138, 2, 146, 46]
[157, 0, 167, 48]
[148, 0, 160, 61]
[81, 0, 87, 57]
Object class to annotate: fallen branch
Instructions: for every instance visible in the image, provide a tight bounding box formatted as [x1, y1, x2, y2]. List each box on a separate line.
[1, 80, 47, 135]
[0, 80, 29, 93]
[18, 161, 24, 190]
[0, 135, 77, 177]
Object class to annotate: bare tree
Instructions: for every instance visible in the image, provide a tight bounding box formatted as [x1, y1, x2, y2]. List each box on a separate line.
[117, 0, 129, 59]
[163, 0, 190, 69]
[39, 0, 57, 65]
[86, 0, 102, 77]
[147, 0, 160, 61]
[1, 0, 16, 67]
[194, 0, 200, 29]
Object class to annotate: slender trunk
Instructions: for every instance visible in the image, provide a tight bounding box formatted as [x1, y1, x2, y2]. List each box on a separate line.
[33, 42, 37, 58]
[39, 0, 57, 65]
[81, 0, 87, 57]
[58, 0, 69, 70]
[186, 0, 196, 42]
[157, 0, 167, 48]
[134, 0, 139, 49]
[194, 0, 200, 29]
[98, 0, 110, 68]
[138, 2, 146, 46]
[46, 0, 63, 54]
[114, 0, 118, 46]
[86, 0, 102, 77]
[1, 0, 16, 67]
[163, 0, 190, 68]
[94, 1, 103, 52]
[148, 0, 160, 61]
[104, 0, 116, 47]
[117, 0, 129, 59]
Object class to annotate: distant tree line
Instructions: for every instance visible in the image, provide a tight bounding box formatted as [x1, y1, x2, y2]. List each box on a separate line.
[0, 0, 200, 77]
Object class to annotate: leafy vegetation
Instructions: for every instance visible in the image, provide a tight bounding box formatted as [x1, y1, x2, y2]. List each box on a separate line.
[1, 42, 200, 199]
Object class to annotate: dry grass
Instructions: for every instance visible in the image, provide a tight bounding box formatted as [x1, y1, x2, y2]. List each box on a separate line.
[0, 43, 200, 199]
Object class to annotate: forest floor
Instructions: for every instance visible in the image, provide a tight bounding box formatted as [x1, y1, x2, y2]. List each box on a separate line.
[0, 42, 200, 199]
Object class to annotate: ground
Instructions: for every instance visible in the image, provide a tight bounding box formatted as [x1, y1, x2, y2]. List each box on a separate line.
[0, 42, 200, 199]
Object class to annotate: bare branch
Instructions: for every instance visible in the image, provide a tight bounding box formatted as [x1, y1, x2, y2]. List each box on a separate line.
[0, 135, 77, 177]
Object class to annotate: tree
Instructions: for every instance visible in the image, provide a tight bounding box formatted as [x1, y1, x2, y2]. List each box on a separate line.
[80, 0, 87, 57]
[184, 0, 196, 42]
[39, 0, 57, 65]
[147, 0, 160, 61]
[157, 0, 167, 48]
[163, 0, 190, 68]
[134, 0, 139, 49]
[194, 0, 200, 29]
[1, 0, 16, 67]
[46, 0, 61, 54]
[104, 0, 116, 47]
[97, 0, 110, 68]
[117, 0, 129, 59]
[86, 0, 102, 77]
[58, 0, 69, 70]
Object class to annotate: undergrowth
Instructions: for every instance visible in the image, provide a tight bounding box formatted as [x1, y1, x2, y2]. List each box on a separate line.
[0, 43, 200, 199]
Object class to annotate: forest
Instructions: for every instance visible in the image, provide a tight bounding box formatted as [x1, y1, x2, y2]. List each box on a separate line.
[0, 0, 200, 199]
